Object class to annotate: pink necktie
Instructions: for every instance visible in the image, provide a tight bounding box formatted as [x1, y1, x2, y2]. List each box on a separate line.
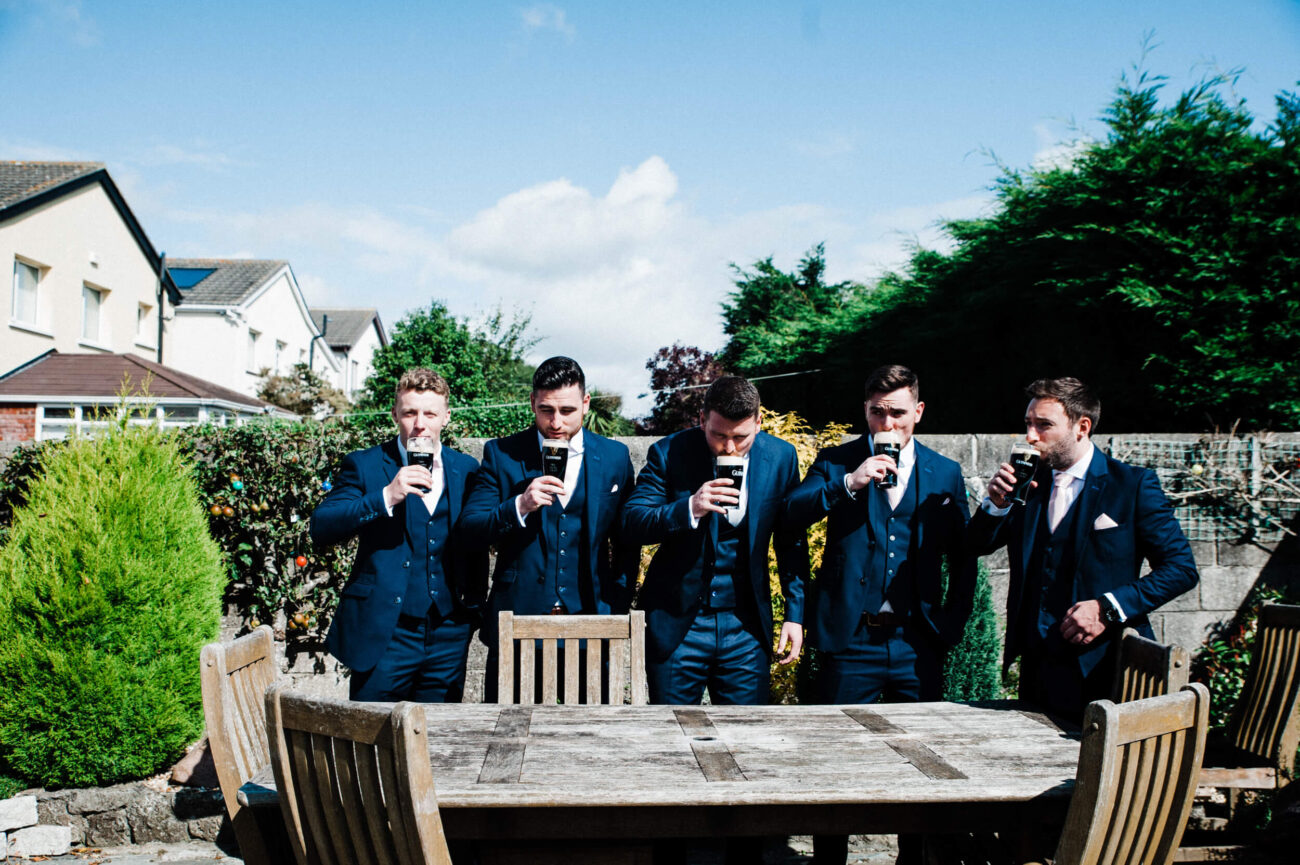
[1047, 471, 1073, 532]
[887, 473, 905, 511]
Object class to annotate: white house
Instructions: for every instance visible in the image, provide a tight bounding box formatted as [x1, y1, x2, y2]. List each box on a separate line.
[308, 307, 388, 399]
[165, 258, 340, 399]
[1, 161, 180, 376]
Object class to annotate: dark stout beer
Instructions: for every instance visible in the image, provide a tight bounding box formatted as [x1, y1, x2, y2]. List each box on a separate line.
[714, 455, 745, 511]
[1006, 441, 1041, 506]
[541, 438, 569, 482]
[874, 431, 902, 490]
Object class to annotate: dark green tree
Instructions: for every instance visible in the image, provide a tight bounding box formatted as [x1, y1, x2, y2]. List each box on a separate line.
[721, 72, 1300, 432]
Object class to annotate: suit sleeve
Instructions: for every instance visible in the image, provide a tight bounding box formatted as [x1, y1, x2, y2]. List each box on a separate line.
[458, 441, 528, 548]
[1109, 468, 1199, 616]
[938, 465, 978, 645]
[772, 448, 810, 625]
[610, 451, 642, 610]
[783, 448, 852, 528]
[621, 439, 695, 545]
[310, 451, 389, 548]
[966, 502, 1015, 557]
[459, 456, 491, 611]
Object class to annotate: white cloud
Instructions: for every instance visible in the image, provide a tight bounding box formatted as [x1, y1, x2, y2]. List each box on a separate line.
[520, 4, 575, 40]
[1031, 122, 1092, 171]
[145, 159, 995, 416]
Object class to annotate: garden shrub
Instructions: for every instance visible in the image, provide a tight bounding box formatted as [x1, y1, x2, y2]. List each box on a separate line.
[0, 418, 226, 787]
[942, 559, 1002, 702]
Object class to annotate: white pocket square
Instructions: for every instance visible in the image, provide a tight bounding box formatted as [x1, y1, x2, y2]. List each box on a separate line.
[610, 484, 619, 492]
[1094, 513, 1119, 530]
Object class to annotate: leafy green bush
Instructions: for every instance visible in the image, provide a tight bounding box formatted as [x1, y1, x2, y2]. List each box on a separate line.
[1193, 585, 1293, 731]
[0, 420, 226, 787]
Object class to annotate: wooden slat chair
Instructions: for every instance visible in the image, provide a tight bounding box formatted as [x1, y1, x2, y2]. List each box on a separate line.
[1178, 602, 1300, 861]
[266, 682, 452, 865]
[200, 625, 288, 865]
[924, 683, 1211, 865]
[497, 610, 648, 705]
[1112, 628, 1190, 704]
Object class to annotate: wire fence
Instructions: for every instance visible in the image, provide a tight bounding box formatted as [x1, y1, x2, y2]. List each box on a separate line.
[1109, 437, 1300, 543]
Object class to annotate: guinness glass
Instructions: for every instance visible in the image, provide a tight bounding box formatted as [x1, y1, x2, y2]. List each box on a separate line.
[714, 455, 745, 511]
[873, 430, 902, 489]
[1006, 441, 1041, 506]
[541, 438, 569, 482]
[407, 436, 435, 493]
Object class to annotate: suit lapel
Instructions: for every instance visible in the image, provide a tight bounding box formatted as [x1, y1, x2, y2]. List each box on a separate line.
[911, 442, 933, 550]
[444, 449, 464, 525]
[744, 434, 767, 555]
[1071, 447, 1110, 574]
[582, 432, 601, 549]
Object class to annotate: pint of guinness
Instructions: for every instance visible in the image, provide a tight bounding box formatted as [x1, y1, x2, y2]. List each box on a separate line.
[714, 455, 745, 511]
[873, 430, 902, 489]
[541, 438, 569, 482]
[407, 436, 436, 493]
[1006, 441, 1041, 506]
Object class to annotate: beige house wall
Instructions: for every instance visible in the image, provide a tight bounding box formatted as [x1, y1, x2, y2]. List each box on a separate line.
[2, 183, 164, 374]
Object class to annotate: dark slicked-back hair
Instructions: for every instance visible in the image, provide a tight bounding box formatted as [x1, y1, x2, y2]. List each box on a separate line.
[864, 364, 919, 402]
[1026, 377, 1101, 431]
[532, 356, 586, 394]
[703, 376, 761, 421]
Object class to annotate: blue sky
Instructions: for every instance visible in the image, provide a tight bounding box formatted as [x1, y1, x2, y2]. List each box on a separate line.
[3, 1, 1297, 412]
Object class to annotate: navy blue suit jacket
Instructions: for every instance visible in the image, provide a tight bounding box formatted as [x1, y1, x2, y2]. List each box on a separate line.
[785, 436, 975, 653]
[967, 446, 1198, 677]
[312, 439, 488, 674]
[622, 428, 809, 664]
[458, 428, 639, 648]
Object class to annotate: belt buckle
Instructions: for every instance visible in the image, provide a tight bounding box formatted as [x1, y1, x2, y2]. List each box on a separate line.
[549, 601, 567, 615]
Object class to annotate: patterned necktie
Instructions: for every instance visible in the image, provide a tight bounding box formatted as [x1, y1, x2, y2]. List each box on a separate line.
[1047, 470, 1073, 532]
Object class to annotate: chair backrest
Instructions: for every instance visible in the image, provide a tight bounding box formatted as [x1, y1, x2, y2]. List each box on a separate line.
[1111, 628, 1190, 704]
[266, 682, 451, 865]
[1054, 683, 1210, 865]
[497, 610, 648, 705]
[200, 625, 278, 859]
[1225, 602, 1300, 777]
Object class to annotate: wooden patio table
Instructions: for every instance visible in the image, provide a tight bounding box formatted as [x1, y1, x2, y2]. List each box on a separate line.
[244, 699, 1080, 841]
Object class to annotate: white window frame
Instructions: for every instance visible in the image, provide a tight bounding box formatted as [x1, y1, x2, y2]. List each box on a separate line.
[79, 282, 110, 348]
[10, 257, 52, 337]
[136, 302, 156, 349]
[247, 329, 261, 373]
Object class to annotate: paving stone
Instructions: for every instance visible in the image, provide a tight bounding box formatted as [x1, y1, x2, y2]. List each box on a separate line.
[1197, 566, 1261, 611]
[1188, 541, 1217, 568]
[0, 796, 36, 832]
[8, 824, 71, 858]
[186, 814, 224, 842]
[1157, 610, 1231, 654]
[1217, 539, 1275, 569]
[86, 809, 131, 846]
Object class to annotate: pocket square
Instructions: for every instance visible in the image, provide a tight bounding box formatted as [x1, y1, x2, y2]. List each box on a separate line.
[1094, 513, 1119, 530]
[610, 484, 619, 492]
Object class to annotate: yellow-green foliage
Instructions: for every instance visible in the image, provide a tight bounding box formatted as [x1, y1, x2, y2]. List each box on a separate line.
[0, 420, 226, 787]
[761, 409, 850, 702]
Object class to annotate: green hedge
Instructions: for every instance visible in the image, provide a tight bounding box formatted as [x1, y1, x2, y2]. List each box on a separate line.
[0, 420, 225, 787]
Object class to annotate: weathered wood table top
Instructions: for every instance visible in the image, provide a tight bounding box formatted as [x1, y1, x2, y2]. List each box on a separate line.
[246, 700, 1080, 838]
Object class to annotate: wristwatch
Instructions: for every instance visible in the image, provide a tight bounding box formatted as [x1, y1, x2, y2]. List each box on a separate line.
[1100, 596, 1123, 626]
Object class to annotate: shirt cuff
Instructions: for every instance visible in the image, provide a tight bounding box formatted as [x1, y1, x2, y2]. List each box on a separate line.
[514, 495, 528, 527]
[843, 473, 858, 499]
[1103, 592, 1128, 622]
[979, 497, 1012, 517]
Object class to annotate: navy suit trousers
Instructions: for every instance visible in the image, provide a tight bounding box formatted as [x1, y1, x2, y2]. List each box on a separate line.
[348, 608, 474, 702]
[818, 619, 942, 705]
[646, 609, 769, 706]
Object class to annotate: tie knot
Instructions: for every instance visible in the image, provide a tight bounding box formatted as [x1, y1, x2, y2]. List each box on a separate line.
[1053, 471, 1073, 487]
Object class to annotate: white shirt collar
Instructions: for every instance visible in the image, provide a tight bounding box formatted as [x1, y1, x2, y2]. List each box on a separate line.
[1056, 440, 1095, 482]
[396, 435, 442, 465]
[536, 427, 585, 455]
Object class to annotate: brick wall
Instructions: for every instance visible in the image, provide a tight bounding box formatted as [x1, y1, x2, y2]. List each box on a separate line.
[0, 404, 35, 442]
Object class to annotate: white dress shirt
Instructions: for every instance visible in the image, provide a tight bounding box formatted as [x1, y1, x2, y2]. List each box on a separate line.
[844, 434, 917, 501]
[689, 449, 750, 529]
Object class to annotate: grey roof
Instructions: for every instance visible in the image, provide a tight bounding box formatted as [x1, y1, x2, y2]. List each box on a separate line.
[167, 258, 288, 306]
[308, 308, 387, 349]
[0, 161, 104, 210]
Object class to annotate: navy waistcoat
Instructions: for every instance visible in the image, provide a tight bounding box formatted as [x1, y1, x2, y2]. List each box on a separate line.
[864, 476, 918, 615]
[402, 487, 452, 618]
[544, 461, 588, 611]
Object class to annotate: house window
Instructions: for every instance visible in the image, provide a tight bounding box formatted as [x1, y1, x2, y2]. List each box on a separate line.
[351, 359, 360, 393]
[82, 284, 104, 342]
[247, 329, 260, 372]
[12, 259, 40, 324]
[275, 340, 287, 373]
[137, 303, 154, 345]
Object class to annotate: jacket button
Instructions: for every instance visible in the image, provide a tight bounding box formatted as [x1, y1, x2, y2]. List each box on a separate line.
[395, 596, 402, 604]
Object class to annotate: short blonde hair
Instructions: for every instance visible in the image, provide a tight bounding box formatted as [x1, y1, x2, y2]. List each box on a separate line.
[394, 368, 450, 403]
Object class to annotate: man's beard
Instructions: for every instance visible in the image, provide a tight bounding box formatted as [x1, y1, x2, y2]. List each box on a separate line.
[1041, 438, 1078, 471]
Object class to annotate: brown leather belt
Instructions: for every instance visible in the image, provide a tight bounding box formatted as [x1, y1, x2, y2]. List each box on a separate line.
[862, 611, 904, 628]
